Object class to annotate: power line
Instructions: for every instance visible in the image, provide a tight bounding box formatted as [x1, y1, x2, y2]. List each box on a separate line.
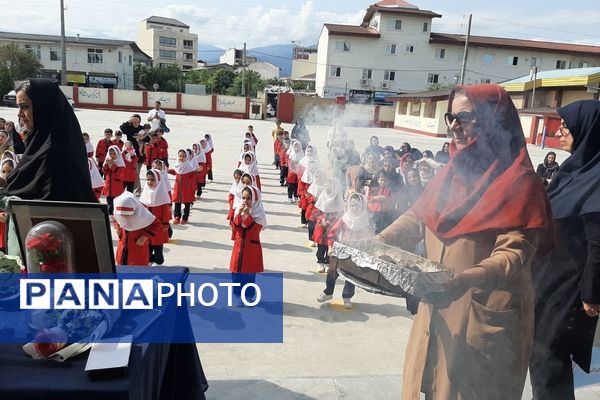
[475, 15, 600, 39]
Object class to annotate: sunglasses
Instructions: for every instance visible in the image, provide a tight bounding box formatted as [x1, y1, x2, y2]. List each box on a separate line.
[444, 111, 476, 127]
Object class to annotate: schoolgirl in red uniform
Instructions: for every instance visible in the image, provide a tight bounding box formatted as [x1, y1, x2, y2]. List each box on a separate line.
[83, 132, 94, 158]
[102, 145, 125, 217]
[240, 151, 261, 190]
[192, 142, 207, 198]
[367, 173, 395, 233]
[306, 168, 326, 247]
[88, 158, 104, 200]
[317, 192, 374, 308]
[168, 149, 197, 224]
[144, 133, 161, 171]
[140, 169, 172, 265]
[156, 128, 169, 166]
[95, 129, 113, 174]
[204, 134, 214, 182]
[121, 141, 138, 193]
[298, 157, 320, 227]
[277, 137, 289, 187]
[312, 176, 344, 273]
[228, 169, 244, 221]
[229, 185, 267, 304]
[238, 140, 255, 168]
[286, 139, 304, 202]
[113, 192, 162, 266]
[152, 159, 172, 199]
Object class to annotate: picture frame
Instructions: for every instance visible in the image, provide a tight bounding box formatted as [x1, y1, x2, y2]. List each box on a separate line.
[7, 199, 116, 273]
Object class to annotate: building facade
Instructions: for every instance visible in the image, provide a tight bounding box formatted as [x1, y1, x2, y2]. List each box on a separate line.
[137, 16, 198, 70]
[218, 48, 280, 80]
[0, 31, 144, 89]
[315, 0, 600, 98]
[291, 45, 318, 81]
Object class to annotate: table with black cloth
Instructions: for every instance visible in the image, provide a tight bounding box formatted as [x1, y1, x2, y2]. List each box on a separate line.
[0, 266, 209, 400]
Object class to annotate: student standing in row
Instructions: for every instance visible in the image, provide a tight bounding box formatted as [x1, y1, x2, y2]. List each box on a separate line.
[140, 169, 172, 265]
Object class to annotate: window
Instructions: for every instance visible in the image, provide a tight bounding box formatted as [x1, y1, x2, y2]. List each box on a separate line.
[531, 57, 538, 67]
[118, 51, 122, 63]
[87, 48, 103, 64]
[579, 62, 589, 68]
[159, 50, 176, 59]
[335, 41, 351, 52]
[159, 36, 176, 47]
[362, 69, 372, 79]
[409, 101, 421, 116]
[397, 101, 408, 115]
[423, 101, 436, 118]
[129, 55, 132, 66]
[556, 60, 568, 69]
[387, 19, 401, 30]
[25, 44, 41, 59]
[184, 53, 193, 61]
[49, 47, 61, 61]
[483, 54, 494, 65]
[507, 56, 519, 66]
[151, 25, 163, 29]
[384, 44, 397, 55]
[183, 40, 194, 49]
[427, 73, 439, 84]
[434, 48, 446, 59]
[330, 66, 341, 77]
[423, 22, 428, 32]
[405, 45, 414, 53]
[384, 70, 396, 81]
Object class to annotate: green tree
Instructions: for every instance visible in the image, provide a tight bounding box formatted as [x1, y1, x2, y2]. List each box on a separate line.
[207, 69, 235, 94]
[0, 43, 43, 81]
[264, 77, 285, 87]
[291, 80, 309, 91]
[0, 66, 13, 97]
[134, 63, 182, 92]
[228, 70, 265, 97]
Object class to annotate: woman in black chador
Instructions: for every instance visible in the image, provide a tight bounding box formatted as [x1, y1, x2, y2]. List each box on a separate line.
[535, 151, 560, 186]
[530, 100, 600, 399]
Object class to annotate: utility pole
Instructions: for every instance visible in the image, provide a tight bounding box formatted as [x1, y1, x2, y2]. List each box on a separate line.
[241, 42, 247, 96]
[459, 14, 472, 85]
[530, 65, 538, 109]
[60, 0, 67, 86]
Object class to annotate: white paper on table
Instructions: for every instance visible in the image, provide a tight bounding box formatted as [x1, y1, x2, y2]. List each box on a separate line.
[85, 336, 132, 372]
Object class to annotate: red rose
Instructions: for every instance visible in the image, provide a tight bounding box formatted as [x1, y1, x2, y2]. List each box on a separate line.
[40, 259, 68, 273]
[26, 233, 62, 253]
[33, 328, 66, 358]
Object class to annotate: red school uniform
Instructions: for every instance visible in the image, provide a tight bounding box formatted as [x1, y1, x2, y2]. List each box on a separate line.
[305, 194, 318, 221]
[144, 143, 161, 168]
[367, 186, 393, 212]
[146, 204, 171, 245]
[102, 163, 124, 197]
[112, 139, 124, 150]
[168, 170, 197, 204]
[196, 162, 207, 185]
[205, 149, 213, 170]
[287, 161, 299, 184]
[157, 137, 169, 160]
[122, 151, 138, 183]
[95, 139, 111, 165]
[229, 214, 264, 274]
[115, 218, 162, 266]
[312, 212, 340, 246]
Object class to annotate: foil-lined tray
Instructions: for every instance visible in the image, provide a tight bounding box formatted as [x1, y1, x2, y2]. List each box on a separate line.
[331, 240, 453, 298]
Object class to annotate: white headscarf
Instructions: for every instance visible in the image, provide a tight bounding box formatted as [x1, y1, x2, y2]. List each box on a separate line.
[193, 143, 206, 164]
[122, 141, 137, 163]
[239, 140, 255, 162]
[85, 141, 94, 154]
[204, 134, 214, 152]
[299, 143, 318, 168]
[300, 158, 320, 184]
[307, 168, 327, 198]
[234, 173, 256, 209]
[229, 169, 244, 196]
[245, 132, 257, 146]
[287, 139, 304, 163]
[152, 159, 172, 192]
[2, 150, 18, 165]
[240, 151, 259, 176]
[342, 193, 371, 232]
[114, 192, 156, 231]
[315, 178, 344, 214]
[1, 158, 16, 180]
[235, 185, 267, 230]
[173, 151, 197, 174]
[104, 145, 125, 168]
[140, 169, 171, 207]
[88, 158, 104, 189]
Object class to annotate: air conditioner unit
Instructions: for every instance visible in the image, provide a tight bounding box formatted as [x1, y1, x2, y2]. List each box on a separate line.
[381, 81, 389, 89]
[360, 78, 370, 86]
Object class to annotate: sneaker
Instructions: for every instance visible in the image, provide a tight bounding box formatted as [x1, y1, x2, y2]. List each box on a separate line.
[172, 217, 181, 225]
[288, 198, 294, 203]
[318, 264, 326, 273]
[317, 293, 333, 303]
[343, 298, 352, 309]
[280, 183, 285, 187]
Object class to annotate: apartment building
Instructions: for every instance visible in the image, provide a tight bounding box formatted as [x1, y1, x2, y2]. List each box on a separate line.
[137, 16, 198, 70]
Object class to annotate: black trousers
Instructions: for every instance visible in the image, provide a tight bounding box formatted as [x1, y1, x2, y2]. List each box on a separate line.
[307, 220, 316, 241]
[301, 208, 307, 225]
[231, 273, 256, 299]
[173, 203, 191, 220]
[149, 245, 164, 265]
[280, 166, 288, 185]
[107, 196, 115, 215]
[530, 341, 575, 400]
[123, 181, 135, 193]
[207, 169, 213, 181]
[287, 183, 298, 199]
[196, 183, 203, 197]
[316, 244, 329, 264]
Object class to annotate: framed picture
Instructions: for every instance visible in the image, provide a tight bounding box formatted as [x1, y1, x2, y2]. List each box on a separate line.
[7, 199, 116, 273]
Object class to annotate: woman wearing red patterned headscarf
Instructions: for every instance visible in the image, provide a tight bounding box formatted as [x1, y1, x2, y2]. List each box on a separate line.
[376, 84, 552, 400]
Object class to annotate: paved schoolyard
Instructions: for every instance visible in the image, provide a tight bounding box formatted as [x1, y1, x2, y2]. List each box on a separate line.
[1, 105, 593, 399]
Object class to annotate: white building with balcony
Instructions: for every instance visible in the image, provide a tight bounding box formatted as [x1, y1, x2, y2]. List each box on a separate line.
[0, 31, 146, 89]
[137, 16, 198, 70]
[315, 0, 600, 98]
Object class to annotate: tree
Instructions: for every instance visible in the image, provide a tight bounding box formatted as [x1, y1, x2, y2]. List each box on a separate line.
[0, 43, 43, 81]
[0, 66, 13, 97]
[134, 63, 182, 92]
[264, 77, 285, 87]
[228, 70, 265, 97]
[207, 69, 235, 94]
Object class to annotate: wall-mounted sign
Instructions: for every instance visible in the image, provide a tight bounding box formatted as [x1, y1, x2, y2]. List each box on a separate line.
[66, 72, 86, 84]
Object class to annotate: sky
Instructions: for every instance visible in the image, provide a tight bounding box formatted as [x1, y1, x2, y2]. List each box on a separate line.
[1, 0, 599, 50]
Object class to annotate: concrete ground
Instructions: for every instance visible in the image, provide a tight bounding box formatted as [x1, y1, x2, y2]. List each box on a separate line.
[0, 105, 592, 399]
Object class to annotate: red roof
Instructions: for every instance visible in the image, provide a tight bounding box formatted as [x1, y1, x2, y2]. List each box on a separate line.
[362, 4, 441, 24]
[430, 33, 600, 56]
[324, 24, 381, 38]
[376, 0, 418, 8]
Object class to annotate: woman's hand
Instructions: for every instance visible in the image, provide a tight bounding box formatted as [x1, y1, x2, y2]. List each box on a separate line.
[424, 266, 488, 308]
[583, 302, 600, 317]
[0, 212, 6, 223]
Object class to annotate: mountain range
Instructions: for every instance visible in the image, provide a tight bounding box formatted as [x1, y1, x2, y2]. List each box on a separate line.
[198, 43, 300, 78]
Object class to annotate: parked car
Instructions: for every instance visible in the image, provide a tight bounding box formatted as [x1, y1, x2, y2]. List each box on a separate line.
[2, 90, 74, 109]
[2, 90, 16, 107]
